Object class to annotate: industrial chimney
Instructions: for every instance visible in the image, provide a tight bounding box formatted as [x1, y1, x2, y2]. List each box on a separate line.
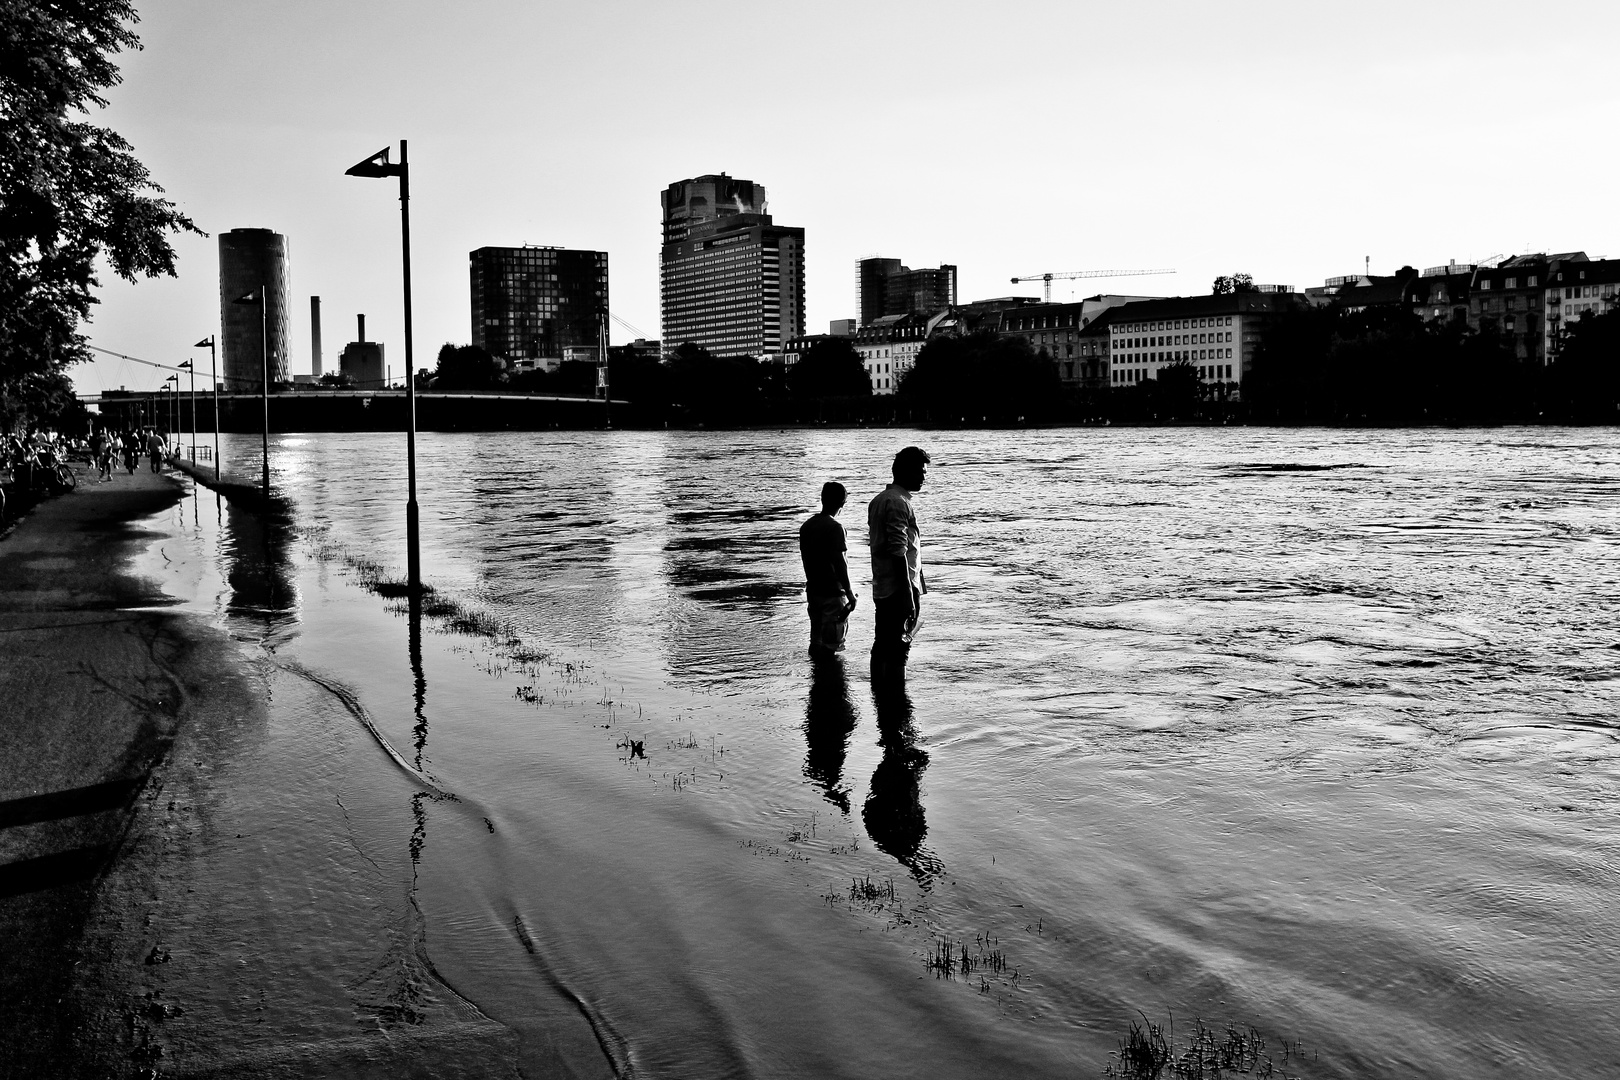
[358, 313, 366, 343]
[310, 296, 322, 377]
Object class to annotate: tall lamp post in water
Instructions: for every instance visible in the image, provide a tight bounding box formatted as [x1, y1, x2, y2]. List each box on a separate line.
[345, 142, 420, 593]
[231, 286, 271, 497]
[193, 337, 218, 481]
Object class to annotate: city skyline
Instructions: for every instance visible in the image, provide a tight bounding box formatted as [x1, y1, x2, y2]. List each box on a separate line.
[68, 0, 1620, 395]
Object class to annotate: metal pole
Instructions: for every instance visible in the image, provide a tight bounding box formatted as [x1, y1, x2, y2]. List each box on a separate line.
[210, 338, 219, 481]
[188, 362, 195, 461]
[260, 285, 270, 496]
[599, 310, 611, 430]
[399, 140, 421, 593]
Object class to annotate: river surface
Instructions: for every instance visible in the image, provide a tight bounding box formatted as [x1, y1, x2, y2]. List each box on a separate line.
[141, 428, 1620, 1078]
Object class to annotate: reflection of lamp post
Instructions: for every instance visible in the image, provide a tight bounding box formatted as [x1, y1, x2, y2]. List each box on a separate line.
[194, 337, 218, 480]
[346, 142, 420, 593]
[232, 287, 271, 496]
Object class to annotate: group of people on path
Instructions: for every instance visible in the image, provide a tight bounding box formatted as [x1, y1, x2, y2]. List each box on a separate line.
[799, 445, 930, 672]
[85, 428, 171, 482]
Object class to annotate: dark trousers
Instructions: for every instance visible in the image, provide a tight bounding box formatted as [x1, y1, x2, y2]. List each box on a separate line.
[873, 592, 917, 662]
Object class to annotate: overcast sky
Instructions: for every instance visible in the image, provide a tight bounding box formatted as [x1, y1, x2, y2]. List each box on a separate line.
[73, 0, 1620, 394]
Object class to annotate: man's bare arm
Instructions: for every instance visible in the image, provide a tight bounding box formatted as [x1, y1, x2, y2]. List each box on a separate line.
[834, 552, 855, 609]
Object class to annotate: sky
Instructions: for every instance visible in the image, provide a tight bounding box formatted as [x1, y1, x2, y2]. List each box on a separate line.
[72, 0, 1620, 395]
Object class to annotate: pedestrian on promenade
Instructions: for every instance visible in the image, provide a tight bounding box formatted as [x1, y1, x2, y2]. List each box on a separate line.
[123, 432, 139, 475]
[868, 446, 929, 673]
[146, 429, 164, 473]
[800, 481, 857, 655]
[91, 429, 112, 482]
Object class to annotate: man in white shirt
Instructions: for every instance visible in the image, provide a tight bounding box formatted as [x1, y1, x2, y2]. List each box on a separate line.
[867, 446, 929, 670]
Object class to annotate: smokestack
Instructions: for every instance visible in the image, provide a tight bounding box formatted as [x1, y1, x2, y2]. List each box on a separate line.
[358, 313, 366, 343]
[310, 296, 322, 377]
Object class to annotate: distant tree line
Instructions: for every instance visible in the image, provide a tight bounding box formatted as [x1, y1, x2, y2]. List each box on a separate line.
[1246, 305, 1620, 424]
[421, 302, 1620, 429]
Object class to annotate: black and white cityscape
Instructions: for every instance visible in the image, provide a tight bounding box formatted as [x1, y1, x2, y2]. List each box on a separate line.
[4, 3, 1620, 1079]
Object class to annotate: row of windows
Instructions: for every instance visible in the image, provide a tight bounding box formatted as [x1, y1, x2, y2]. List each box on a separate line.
[1116, 347, 1234, 364]
[1113, 364, 1234, 384]
[1118, 331, 1233, 351]
[1478, 274, 1540, 291]
[1120, 315, 1234, 334]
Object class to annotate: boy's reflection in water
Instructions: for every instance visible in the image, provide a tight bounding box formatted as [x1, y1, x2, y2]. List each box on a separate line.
[862, 667, 941, 882]
[803, 654, 859, 813]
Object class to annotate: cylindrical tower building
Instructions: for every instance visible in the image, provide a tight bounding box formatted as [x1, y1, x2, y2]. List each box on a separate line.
[218, 228, 291, 390]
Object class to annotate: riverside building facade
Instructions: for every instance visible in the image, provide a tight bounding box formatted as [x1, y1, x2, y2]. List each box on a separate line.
[470, 246, 608, 371]
[998, 295, 1152, 387]
[659, 174, 805, 358]
[853, 313, 941, 394]
[1106, 292, 1298, 396]
[219, 228, 291, 390]
[1542, 256, 1618, 361]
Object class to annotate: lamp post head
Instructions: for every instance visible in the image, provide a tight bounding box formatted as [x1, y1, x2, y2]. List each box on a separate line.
[193, 337, 212, 349]
[346, 146, 404, 179]
[179, 361, 192, 369]
[233, 290, 262, 306]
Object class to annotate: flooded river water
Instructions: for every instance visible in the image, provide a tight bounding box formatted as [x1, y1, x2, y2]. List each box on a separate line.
[141, 427, 1620, 1078]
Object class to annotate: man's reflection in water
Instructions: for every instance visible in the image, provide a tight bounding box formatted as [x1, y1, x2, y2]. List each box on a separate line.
[803, 654, 860, 813]
[863, 668, 941, 882]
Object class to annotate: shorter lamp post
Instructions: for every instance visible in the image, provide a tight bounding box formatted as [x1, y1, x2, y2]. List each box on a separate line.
[164, 374, 179, 449]
[179, 360, 195, 461]
[194, 337, 218, 480]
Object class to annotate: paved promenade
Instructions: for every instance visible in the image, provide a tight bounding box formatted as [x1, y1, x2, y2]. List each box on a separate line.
[0, 464, 523, 1079]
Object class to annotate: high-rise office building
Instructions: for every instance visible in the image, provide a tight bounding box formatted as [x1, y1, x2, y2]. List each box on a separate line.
[857, 257, 957, 325]
[470, 245, 608, 367]
[659, 174, 804, 357]
[219, 228, 291, 389]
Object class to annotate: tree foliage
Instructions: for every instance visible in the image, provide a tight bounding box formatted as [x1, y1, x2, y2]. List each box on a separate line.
[1246, 306, 1537, 423]
[432, 343, 504, 390]
[898, 330, 1061, 422]
[663, 341, 771, 422]
[1, 0, 202, 428]
[1543, 307, 1620, 421]
[1211, 273, 1255, 295]
[788, 337, 870, 399]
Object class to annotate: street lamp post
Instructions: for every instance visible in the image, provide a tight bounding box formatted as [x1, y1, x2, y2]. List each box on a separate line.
[346, 141, 420, 593]
[194, 337, 218, 481]
[179, 360, 195, 461]
[164, 374, 179, 458]
[232, 287, 271, 496]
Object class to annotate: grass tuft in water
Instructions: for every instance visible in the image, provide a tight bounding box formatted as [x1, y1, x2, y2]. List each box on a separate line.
[1105, 1011, 1312, 1079]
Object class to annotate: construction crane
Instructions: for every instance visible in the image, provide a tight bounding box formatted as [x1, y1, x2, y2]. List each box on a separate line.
[1010, 268, 1177, 303]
